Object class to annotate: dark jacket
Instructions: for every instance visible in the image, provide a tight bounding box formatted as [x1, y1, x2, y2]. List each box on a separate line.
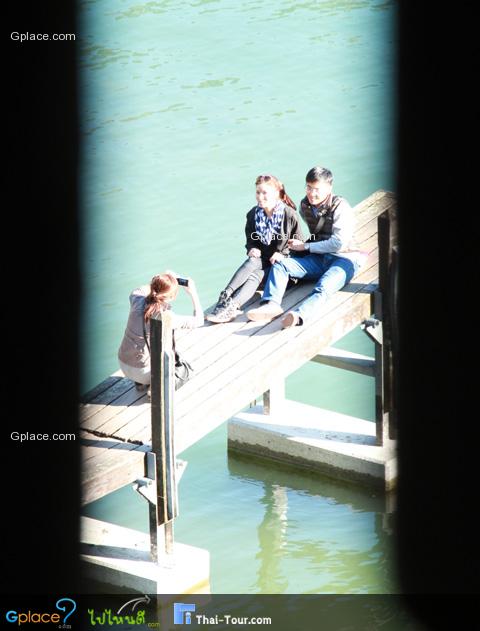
[299, 194, 345, 243]
[245, 204, 304, 261]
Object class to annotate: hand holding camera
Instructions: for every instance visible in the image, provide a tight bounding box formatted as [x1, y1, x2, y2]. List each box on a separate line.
[177, 276, 197, 297]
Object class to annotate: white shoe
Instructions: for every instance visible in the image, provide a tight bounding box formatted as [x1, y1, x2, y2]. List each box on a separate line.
[246, 302, 284, 322]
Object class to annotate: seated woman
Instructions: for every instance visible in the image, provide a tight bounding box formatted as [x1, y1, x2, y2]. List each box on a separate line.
[206, 174, 304, 323]
[118, 272, 203, 391]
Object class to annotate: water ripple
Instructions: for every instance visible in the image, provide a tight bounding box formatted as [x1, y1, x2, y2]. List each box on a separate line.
[112, 0, 173, 20]
[181, 77, 240, 89]
[80, 44, 133, 70]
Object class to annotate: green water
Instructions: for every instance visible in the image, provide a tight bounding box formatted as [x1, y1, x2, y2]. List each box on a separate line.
[79, 0, 398, 594]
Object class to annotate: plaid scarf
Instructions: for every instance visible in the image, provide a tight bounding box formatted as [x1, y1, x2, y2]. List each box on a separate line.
[254, 201, 285, 245]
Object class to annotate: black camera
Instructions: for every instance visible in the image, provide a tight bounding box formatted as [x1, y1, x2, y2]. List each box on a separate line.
[177, 277, 189, 287]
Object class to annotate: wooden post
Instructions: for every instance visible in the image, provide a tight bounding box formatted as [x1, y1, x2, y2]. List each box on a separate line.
[263, 379, 285, 417]
[377, 208, 398, 441]
[389, 245, 399, 439]
[149, 310, 178, 561]
[372, 290, 386, 445]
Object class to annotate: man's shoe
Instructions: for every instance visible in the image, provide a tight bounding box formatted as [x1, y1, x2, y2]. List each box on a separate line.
[205, 297, 239, 323]
[282, 311, 300, 328]
[246, 302, 284, 322]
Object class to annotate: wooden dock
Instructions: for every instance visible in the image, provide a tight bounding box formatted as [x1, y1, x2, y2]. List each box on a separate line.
[80, 189, 396, 505]
[80, 189, 397, 591]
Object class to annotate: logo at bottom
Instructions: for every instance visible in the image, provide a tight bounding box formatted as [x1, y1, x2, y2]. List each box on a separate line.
[173, 603, 196, 624]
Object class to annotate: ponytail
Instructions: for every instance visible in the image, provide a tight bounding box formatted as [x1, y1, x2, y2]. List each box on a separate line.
[144, 273, 178, 322]
[278, 186, 296, 211]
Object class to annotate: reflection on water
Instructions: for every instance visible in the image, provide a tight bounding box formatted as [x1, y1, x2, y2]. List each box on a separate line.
[83, 419, 397, 594]
[256, 485, 289, 592]
[228, 452, 397, 594]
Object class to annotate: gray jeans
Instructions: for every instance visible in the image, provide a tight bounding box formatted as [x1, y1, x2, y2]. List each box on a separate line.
[226, 257, 271, 308]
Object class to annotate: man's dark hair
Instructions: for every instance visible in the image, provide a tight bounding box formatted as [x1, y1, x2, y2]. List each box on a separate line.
[306, 166, 333, 185]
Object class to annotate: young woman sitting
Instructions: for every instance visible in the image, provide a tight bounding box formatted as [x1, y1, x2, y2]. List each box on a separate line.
[206, 174, 303, 323]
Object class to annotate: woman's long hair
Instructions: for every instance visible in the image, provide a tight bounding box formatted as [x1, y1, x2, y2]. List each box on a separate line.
[144, 273, 179, 322]
[255, 174, 296, 210]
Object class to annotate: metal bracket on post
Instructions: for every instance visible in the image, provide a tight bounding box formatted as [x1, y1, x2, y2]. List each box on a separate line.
[361, 317, 383, 346]
[133, 451, 158, 506]
[133, 475, 156, 505]
[362, 293, 388, 447]
[133, 455, 189, 507]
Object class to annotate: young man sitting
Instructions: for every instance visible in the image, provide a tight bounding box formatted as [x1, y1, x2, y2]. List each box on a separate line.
[246, 166, 368, 328]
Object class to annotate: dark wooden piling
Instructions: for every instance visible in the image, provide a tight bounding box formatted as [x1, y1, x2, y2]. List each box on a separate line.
[149, 310, 178, 560]
[377, 206, 398, 442]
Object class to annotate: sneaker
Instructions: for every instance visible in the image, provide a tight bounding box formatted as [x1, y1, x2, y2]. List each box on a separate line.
[282, 311, 300, 328]
[205, 289, 230, 321]
[205, 297, 239, 323]
[246, 302, 284, 322]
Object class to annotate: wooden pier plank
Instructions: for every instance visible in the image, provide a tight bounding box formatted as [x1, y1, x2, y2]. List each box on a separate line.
[81, 437, 149, 505]
[114, 409, 151, 444]
[80, 378, 136, 423]
[80, 375, 123, 404]
[81, 435, 140, 462]
[80, 432, 145, 480]
[81, 386, 147, 433]
[88, 395, 150, 440]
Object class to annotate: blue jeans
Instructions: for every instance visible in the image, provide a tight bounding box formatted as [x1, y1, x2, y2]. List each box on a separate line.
[262, 253, 362, 324]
